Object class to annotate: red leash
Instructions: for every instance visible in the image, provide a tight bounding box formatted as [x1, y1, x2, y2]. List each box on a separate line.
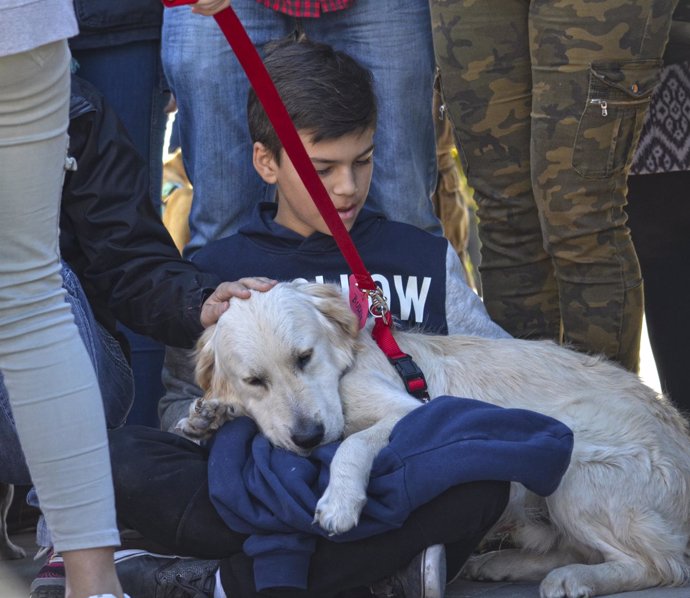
[163, 1, 429, 400]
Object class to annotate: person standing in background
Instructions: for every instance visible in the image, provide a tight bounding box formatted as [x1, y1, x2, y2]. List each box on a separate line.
[626, 0, 690, 412]
[162, 0, 443, 259]
[430, 0, 677, 372]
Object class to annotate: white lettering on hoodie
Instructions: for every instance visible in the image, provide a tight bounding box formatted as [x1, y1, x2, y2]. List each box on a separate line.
[312, 274, 432, 324]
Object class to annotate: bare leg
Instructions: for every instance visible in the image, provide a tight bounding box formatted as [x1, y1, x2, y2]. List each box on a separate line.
[63, 548, 124, 598]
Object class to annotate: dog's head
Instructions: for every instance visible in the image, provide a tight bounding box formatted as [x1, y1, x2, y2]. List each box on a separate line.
[195, 281, 360, 454]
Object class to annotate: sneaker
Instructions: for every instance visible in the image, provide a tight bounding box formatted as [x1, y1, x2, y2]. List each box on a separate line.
[370, 544, 446, 598]
[115, 549, 218, 598]
[29, 550, 65, 598]
[29, 549, 154, 598]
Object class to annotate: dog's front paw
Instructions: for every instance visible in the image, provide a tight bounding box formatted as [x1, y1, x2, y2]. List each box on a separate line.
[176, 397, 228, 439]
[313, 484, 366, 536]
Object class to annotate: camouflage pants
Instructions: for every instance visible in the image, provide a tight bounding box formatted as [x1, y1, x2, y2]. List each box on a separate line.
[430, 0, 678, 372]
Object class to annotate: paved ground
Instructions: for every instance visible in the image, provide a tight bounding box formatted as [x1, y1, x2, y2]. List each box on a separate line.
[2, 530, 689, 598]
[0, 531, 43, 598]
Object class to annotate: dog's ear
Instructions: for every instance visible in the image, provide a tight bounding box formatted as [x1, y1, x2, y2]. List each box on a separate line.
[195, 323, 240, 407]
[195, 325, 217, 393]
[296, 282, 360, 340]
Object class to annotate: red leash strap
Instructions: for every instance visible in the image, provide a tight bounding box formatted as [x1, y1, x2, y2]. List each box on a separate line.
[162, 1, 429, 401]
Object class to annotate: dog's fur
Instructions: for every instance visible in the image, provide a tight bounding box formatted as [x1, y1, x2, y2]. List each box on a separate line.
[181, 281, 690, 598]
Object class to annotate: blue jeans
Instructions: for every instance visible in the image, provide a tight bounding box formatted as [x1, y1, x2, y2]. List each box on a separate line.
[162, 0, 441, 257]
[0, 263, 134, 486]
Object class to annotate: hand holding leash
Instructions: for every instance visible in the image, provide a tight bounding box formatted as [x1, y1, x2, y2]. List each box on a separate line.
[192, 0, 230, 16]
[163, 0, 230, 16]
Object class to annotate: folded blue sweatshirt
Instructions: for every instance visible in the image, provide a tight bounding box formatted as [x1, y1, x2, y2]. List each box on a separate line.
[208, 396, 573, 590]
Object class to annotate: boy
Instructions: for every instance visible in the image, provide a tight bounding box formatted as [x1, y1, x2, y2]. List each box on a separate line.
[110, 36, 512, 598]
[159, 35, 508, 433]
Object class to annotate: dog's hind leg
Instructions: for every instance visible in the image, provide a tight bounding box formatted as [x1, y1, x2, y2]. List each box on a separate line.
[542, 455, 690, 596]
[463, 544, 671, 597]
[537, 516, 689, 597]
[0, 482, 26, 560]
[462, 546, 587, 584]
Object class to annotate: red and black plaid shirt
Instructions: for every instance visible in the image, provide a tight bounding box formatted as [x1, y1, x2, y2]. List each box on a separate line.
[256, 0, 353, 17]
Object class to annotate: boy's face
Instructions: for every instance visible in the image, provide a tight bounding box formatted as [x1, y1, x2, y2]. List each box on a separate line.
[253, 127, 375, 237]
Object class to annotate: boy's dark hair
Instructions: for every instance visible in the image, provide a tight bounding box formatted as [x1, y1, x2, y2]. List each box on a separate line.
[248, 35, 377, 163]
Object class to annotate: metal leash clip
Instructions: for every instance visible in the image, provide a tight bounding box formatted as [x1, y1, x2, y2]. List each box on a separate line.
[362, 286, 390, 320]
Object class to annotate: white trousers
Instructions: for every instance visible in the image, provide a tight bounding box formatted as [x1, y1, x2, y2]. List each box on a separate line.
[0, 40, 119, 552]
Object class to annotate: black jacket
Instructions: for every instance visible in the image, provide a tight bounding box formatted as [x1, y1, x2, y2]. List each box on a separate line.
[60, 75, 219, 352]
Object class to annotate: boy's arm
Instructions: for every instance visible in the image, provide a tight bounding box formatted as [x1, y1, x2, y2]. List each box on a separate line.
[159, 346, 203, 433]
[444, 243, 511, 339]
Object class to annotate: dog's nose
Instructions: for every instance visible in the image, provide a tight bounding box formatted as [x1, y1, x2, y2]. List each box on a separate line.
[291, 421, 325, 450]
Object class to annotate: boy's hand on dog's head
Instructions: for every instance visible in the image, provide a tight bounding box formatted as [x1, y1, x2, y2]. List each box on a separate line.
[201, 277, 277, 328]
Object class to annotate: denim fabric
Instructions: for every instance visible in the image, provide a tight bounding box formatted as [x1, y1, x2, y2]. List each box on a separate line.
[162, 0, 441, 257]
[60, 265, 134, 429]
[69, 0, 163, 49]
[115, 324, 165, 427]
[0, 264, 134, 486]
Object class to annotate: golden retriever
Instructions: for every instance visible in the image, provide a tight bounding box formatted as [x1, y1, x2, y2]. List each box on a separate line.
[181, 281, 690, 598]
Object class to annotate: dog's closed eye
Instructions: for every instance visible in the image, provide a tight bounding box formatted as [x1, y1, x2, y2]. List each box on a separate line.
[296, 349, 313, 370]
[244, 376, 268, 388]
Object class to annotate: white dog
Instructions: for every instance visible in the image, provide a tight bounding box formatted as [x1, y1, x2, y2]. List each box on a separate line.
[181, 281, 690, 598]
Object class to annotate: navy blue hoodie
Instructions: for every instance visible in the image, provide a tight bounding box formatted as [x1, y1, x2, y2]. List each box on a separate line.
[192, 202, 508, 337]
[208, 396, 574, 590]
